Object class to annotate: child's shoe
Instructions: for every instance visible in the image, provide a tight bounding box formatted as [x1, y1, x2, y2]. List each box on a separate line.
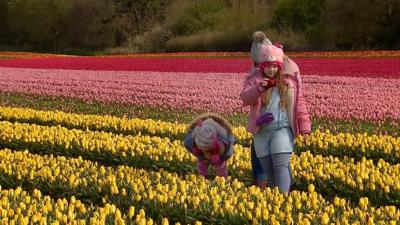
[255, 180, 267, 190]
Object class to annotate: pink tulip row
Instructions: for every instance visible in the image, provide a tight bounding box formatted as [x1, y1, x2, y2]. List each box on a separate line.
[0, 67, 399, 121]
[305, 76, 400, 120]
[1, 57, 400, 78]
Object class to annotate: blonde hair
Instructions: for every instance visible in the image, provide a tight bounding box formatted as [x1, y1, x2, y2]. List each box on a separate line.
[261, 69, 287, 109]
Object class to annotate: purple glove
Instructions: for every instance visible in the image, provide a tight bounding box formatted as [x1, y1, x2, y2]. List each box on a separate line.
[256, 112, 274, 125]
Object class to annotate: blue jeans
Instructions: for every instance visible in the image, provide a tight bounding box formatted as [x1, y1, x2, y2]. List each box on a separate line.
[259, 153, 292, 193]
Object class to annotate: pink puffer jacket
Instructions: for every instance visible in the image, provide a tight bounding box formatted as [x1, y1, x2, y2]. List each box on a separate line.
[240, 58, 311, 136]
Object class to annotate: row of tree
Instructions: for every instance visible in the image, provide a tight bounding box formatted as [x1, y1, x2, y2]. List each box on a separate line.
[0, 0, 399, 53]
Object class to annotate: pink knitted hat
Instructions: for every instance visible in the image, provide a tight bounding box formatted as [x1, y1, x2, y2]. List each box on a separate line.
[259, 44, 284, 72]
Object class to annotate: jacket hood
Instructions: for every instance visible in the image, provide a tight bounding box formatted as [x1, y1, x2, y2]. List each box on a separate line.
[187, 113, 233, 134]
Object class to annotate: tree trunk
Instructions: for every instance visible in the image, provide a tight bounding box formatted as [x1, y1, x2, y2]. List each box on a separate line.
[0, 0, 9, 41]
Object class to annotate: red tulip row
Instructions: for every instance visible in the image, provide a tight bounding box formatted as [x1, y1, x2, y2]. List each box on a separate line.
[97, 50, 400, 58]
[2, 50, 400, 59]
[1, 57, 400, 78]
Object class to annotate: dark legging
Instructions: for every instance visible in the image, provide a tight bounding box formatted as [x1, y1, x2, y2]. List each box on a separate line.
[250, 141, 265, 182]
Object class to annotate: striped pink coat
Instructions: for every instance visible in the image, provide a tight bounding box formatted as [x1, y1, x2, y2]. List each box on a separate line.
[240, 58, 311, 136]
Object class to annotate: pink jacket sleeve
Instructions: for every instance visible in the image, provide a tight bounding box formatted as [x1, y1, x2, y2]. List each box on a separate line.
[240, 73, 264, 106]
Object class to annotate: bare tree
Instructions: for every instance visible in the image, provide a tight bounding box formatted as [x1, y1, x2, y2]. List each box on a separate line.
[0, 0, 9, 42]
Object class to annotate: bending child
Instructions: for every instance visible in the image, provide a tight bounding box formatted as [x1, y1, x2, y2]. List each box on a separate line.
[184, 113, 235, 178]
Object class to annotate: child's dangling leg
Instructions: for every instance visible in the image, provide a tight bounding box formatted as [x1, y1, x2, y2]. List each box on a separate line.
[197, 160, 209, 177]
[214, 161, 228, 177]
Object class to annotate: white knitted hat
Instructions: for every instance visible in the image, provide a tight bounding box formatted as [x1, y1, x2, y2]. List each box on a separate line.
[193, 123, 216, 150]
[250, 31, 272, 63]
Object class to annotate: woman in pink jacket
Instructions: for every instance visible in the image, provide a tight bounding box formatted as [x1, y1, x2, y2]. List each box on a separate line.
[240, 41, 311, 193]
